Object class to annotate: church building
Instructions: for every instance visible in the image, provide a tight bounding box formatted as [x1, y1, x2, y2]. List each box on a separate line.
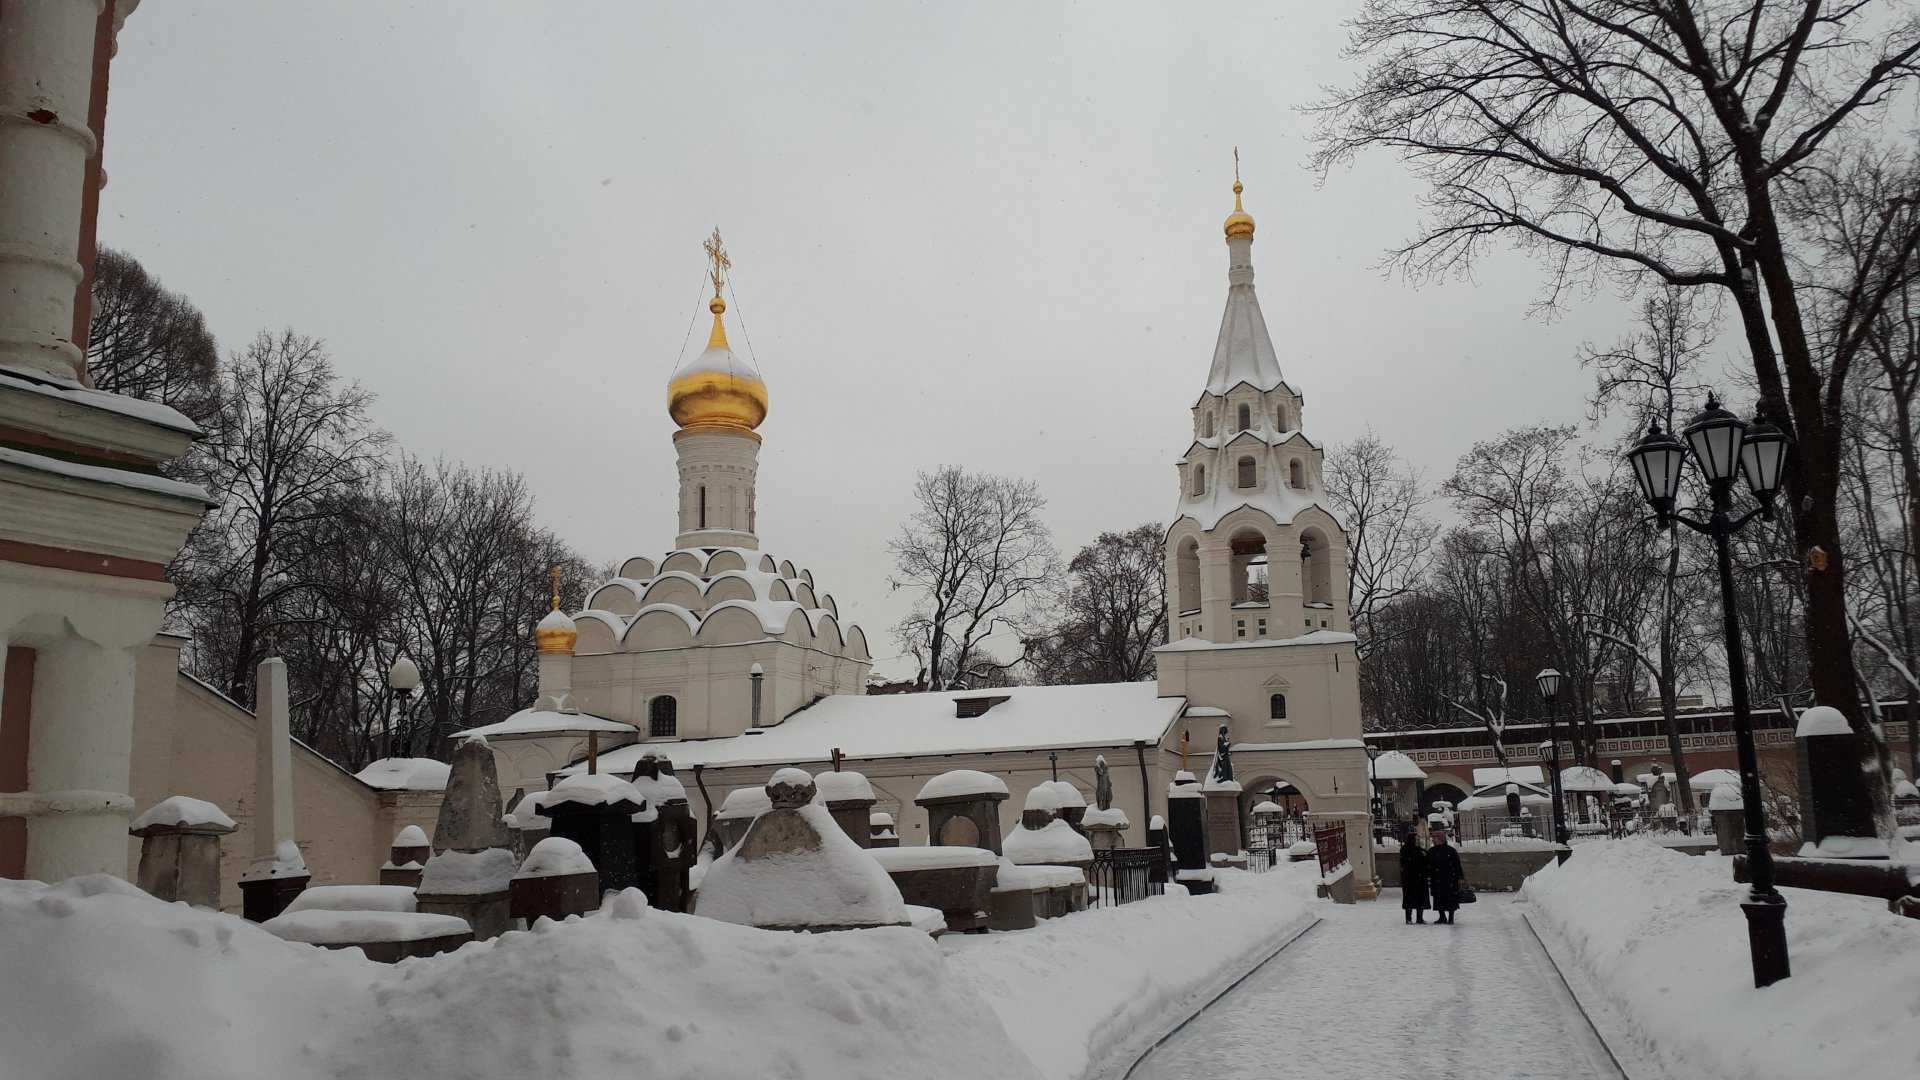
[477, 178, 1375, 883]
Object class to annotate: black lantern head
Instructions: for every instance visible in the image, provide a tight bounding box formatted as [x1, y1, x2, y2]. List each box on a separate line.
[1535, 667, 1563, 702]
[1738, 413, 1790, 512]
[1626, 420, 1688, 519]
[1682, 393, 1746, 484]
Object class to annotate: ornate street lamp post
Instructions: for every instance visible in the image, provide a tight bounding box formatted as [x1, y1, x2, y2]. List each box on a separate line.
[1534, 668, 1571, 863]
[1625, 396, 1792, 987]
[385, 656, 421, 761]
[1367, 746, 1383, 843]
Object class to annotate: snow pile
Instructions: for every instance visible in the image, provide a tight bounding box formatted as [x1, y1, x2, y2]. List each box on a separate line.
[991, 862, 1082, 891]
[392, 824, 429, 847]
[1525, 840, 1920, 1080]
[1041, 780, 1086, 808]
[918, 769, 1008, 801]
[870, 810, 895, 827]
[0, 875, 1041, 1080]
[241, 839, 309, 880]
[1795, 705, 1851, 738]
[944, 866, 1316, 1079]
[264, 909, 471, 946]
[1708, 783, 1743, 811]
[284, 885, 417, 914]
[1022, 783, 1064, 812]
[417, 848, 516, 896]
[504, 789, 555, 830]
[1082, 806, 1129, 828]
[813, 769, 874, 802]
[629, 768, 688, 807]
[353, 757, 451, 791]
[129, 795, 235, 832]
[1003, 818, 1093, 866]
[697, 803, 909, 928]
[517, 837, 596, 879]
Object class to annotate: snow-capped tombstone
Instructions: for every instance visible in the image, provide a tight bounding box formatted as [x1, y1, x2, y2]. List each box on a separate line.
[1165, 770, 1213, 895]
[916, 770, 1010, 855]
[379, 824, 432, 887]
[129, 795, 236, 908]
[813, 767, 877, 849]
[431, 734, 512, 854]
[415, 846, 518, 940]
[630, 754, 694, 911]
[1708, 783, 1745, 855]
[694, 768, 910, 931]
[239, 658, 309, 922]
[714, 785, 772, 850]
[538, 772, 645, 894]
[1795, 705, 1885, 859]
[1045, 779, 1088, 833]
[510, 836, 599, 922]
[869, 810, 899, 848]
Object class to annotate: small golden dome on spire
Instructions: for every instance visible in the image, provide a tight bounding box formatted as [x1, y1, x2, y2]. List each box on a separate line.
[669, 228, 769, 433]
[1224, 147, 1255, 240]
[535, 566, 578, 654]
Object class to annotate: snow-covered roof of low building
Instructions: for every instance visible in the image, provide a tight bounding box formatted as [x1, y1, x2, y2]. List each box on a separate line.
[1560, 766, 1614, 793]
[454, 709, 635, 740]
[1473, 765, 1545, 788]
[353, 757, 451, 791]
[1369, 750, 1426, 781]
[572, 682, 1187, 775]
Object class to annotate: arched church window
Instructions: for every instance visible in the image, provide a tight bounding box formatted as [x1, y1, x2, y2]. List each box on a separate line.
[698, 486, 708, 529]
[1176, 538, 1201, 615]
[1288, 459, 1303, 488]
[1237, 456, 1256, 488]
[1270, 694, 1287, 720]
[1236, 403, 1250, 431]
[1202, 412, 1215, 439]
[1276, 404, 1288, 429]
[649, 695, 678, 738]
[1300, 529, 1332, 607]
[1191, 464, 1206, 496]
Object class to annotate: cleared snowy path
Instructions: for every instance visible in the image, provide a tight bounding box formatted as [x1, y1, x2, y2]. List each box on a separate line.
[1130, 893, 1624, 1080]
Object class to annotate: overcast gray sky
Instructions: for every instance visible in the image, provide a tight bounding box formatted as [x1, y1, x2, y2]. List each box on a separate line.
[103, 1, 1648, 678]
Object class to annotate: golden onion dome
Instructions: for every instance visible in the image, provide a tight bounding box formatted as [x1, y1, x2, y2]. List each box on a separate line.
[1223, 179, 1255, 240]
[534, 570, 577, 654]
[667, 295, 769, 432]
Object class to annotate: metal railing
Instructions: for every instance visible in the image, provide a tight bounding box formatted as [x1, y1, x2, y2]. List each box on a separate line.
[1088, 846, 1165, 908]
[1314, 823, 1349, 877]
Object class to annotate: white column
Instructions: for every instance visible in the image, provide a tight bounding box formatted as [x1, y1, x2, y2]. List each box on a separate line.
[0, 0, 103, 379]
[22, 635, 137, 880]
[248, 657, 295, 869]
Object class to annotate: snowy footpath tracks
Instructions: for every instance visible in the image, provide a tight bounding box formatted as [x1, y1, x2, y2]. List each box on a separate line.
[1127, 893, 1625, 1080]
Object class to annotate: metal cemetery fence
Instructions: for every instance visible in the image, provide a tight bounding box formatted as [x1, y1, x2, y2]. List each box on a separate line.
[1313, 823, 1348, 877]
[1088, 846, 1165, 908]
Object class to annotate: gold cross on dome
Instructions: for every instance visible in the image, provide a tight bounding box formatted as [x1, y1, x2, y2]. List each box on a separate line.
[703, 227, 731, 300]
[1234, 145, 1240, 184]
[549, 565, 563, 611]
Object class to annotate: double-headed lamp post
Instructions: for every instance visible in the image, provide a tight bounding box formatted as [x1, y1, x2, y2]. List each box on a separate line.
[1625, 394, 1792, 988]
[1533, 668, 1571, 862]
[385, 656, 421, 761]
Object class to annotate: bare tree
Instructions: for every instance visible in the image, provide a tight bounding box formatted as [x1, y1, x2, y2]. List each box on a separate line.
[889, 467, 1059, 690]
[1029, 523, 1166, 685]
[185, 330, 389, 703]
[1314, 0, 1920, 741]
[1326, 431, 1438, 659]
[85, 248, 222, 436]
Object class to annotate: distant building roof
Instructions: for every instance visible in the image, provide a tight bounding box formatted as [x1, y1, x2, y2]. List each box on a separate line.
[454, 709, 634, 740]
[567, 682, 1186, 774]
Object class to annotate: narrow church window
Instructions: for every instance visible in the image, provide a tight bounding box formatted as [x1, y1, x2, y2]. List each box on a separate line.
[1191, 465, 1206, 496]
[698, 485, 707, 529]
[1270, 694, 1287, 720]
[1276, 404, 1288, 429]
[1202, 413, 1215, 438]
[1237, 456, 1256, 488]
[1236, 403, 1250, 431]
[1288, 459, 1303, 488]
[748, 488, 756, 532]
[649, 695, 678, 738]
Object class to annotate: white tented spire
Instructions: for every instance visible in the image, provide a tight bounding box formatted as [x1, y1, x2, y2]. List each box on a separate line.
[1203, 197, 1284, 397]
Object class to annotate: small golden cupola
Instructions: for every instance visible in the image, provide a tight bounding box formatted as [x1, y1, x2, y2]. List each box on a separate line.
[1223, 147, 1255, 240]
[534, 567, 578, 654]
[667, 228, 769, 433]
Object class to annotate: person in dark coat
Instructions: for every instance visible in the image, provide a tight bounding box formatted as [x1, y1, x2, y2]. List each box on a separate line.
[1399, 834, 1429, 924]
[1427, 828, 1466, 924]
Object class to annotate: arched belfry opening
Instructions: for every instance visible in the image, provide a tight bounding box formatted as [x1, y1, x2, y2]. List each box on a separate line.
[1288, 459, 1303, 489]
[1300, 527, 1332, 607]
[1236, 456, 1256, 488]
[1236, 403, 1251, 431]
[1190, 464, 1206, 496]
[1176, 537, 1201, 614]
[1230, 528, 1269, 605]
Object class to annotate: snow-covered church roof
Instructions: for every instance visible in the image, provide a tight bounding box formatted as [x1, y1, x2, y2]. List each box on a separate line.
[566, 681, 1185, 774]
[570, 546, 870, 660]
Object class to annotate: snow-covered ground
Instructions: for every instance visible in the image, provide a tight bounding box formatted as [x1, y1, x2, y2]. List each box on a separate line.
[1524, 840, 1920, 1080]
[1128, 890, 1619, 1080]
[944, 863, 1319, 1080]
[0, 864, 1321, 1080]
